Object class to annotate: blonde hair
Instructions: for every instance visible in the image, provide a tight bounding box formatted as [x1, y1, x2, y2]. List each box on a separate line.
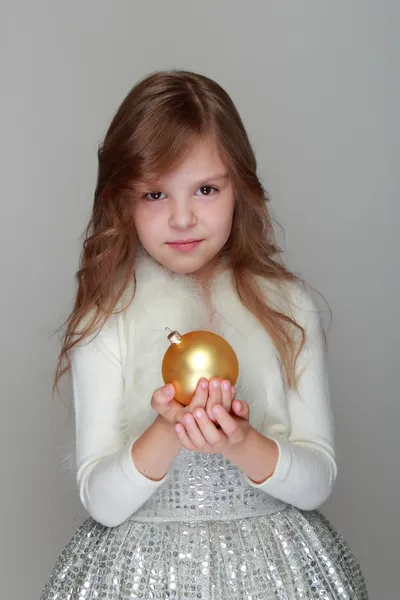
[54, 69, 310, 393]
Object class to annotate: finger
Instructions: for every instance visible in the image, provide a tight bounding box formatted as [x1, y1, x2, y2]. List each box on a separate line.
[232, 399, 250, 421]
[174, 423, 197, 452]
[188, 378, 209, 412]
[206, 378, 222, 421]
[182, 413, 208, 449]
[193, 408, 224, 447]
[221, 380, 233, 413]
[212, 405, 245, 444]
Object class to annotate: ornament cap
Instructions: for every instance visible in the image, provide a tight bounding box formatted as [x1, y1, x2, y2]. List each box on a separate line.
[165, 327, 182, 345]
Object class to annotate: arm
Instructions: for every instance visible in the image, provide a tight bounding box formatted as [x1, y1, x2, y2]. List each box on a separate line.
[224, 289, 337, 511]
[72, 315, 181, 528]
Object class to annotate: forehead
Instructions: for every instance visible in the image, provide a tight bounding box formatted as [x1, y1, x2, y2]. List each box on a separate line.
[141, 138, 228, 187]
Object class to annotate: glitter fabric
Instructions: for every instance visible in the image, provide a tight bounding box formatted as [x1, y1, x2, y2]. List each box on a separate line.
[41, 449, 368, 599]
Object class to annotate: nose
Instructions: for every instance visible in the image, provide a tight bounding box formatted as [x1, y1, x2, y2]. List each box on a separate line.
[168, 197, 197, 230]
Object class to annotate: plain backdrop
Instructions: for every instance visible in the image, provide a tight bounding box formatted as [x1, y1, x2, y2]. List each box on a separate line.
[1, 1, 398, 598]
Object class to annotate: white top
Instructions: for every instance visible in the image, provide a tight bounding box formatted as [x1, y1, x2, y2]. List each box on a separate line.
[71, 305, 336, 527]
[70, 257, 337, 528]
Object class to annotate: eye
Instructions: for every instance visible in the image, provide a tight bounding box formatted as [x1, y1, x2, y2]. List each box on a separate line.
[144, 191, 166, 201]
[196, 186, 218, 196]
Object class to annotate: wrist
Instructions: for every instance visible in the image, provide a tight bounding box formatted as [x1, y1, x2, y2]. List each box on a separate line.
[154, 415, 181, 446]
[131, 415, 182, 482]
[224, 427, 279, 483]
[222, 424, 256, 460]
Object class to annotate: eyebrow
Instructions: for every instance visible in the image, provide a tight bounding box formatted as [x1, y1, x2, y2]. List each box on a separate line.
[141, 172, 230, 189]
[194, 172, 230, 185]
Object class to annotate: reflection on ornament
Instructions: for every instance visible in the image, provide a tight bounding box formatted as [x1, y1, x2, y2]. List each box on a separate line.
[162, 328, 239, 405]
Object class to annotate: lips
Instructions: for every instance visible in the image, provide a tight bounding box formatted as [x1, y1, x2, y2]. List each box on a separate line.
[166, 239, 204, 253]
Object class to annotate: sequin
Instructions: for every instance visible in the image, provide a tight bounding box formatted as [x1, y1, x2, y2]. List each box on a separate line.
[41, 449, 368, 599]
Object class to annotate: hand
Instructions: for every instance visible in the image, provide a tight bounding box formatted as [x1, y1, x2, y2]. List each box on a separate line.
[204, 378, 236, 423]
[151, 378, 210, 426]
[174, 398, 252, 455]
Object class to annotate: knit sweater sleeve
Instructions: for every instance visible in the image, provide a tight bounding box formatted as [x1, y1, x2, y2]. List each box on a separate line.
[244, 288, 337, 510]
[71, 314, 168, 528]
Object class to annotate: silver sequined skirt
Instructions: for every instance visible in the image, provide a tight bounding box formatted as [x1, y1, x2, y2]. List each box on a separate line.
[41, 450, 368, 599]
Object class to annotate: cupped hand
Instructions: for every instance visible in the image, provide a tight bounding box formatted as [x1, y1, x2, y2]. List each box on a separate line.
[174, 397, 252, 455]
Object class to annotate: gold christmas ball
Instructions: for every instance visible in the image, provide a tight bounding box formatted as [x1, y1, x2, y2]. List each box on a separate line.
[162, 329, 239, 405]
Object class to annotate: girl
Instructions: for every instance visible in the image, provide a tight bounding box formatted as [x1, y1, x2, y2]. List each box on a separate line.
[41, 70, 368, 599]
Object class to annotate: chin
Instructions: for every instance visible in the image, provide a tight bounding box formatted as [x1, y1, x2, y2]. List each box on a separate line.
[158, 256, 211, 277]
[167, 262, 207, 276]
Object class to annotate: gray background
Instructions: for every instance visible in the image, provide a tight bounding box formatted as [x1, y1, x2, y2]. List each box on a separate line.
[1, 1, 398, 598]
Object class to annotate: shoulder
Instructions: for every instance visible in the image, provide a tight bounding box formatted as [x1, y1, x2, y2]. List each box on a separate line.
[70, 311, 122, 371]
[71, 293, 132, 364]
[259, 276, 316, 314]
[256, 276, 329, 340]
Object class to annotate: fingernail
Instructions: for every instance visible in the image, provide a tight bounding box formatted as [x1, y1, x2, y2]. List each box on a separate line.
[201, 380, 208, 390]
[212, 406, 222, 416]
[223, 381, 230, 391]
[194, 410, 203, 419]
[212, 380, 220, 389]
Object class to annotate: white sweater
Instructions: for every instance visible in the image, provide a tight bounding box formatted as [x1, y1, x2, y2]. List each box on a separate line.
[70, 256, 337, 527]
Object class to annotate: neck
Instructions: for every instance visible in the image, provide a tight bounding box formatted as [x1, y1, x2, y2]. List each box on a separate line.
[189, 254, 229, 289]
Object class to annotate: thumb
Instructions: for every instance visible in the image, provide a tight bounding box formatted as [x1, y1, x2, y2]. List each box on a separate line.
[161, 384, 175, 402]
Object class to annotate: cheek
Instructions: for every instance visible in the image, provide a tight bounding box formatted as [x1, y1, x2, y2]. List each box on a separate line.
[202, 192, 233, 223]
[133, 205, 160, 240]
[212, 200, 234, 236]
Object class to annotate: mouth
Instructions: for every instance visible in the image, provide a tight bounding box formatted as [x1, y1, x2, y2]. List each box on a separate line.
[166, 239, 204, 253]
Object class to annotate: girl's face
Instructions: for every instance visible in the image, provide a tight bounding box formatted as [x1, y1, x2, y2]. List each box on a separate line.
[133, 137, 235, 279]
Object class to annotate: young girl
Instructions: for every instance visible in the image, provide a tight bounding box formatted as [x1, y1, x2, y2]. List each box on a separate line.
[41, 70, 368, 599]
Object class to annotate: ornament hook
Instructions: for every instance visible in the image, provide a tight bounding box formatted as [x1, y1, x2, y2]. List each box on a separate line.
[165, 327, 182, 345]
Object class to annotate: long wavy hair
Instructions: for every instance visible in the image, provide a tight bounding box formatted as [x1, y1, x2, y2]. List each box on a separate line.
[54, 69, 315, 394]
